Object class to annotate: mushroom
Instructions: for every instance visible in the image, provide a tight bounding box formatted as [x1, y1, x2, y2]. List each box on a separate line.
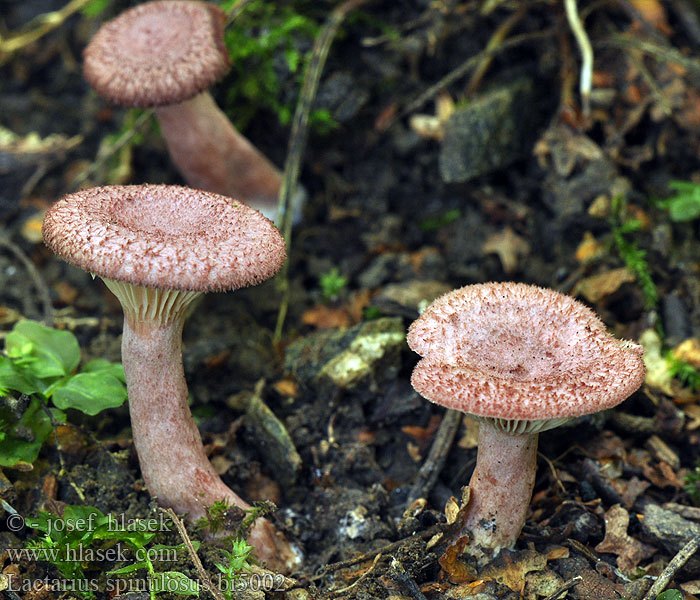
[406, 282, 645, 560]
[83, 1, 297, 223]
[42, 184, 299, 570]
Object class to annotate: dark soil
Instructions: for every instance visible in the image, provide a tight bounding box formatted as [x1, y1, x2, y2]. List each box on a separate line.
[3, 1, 700, 599]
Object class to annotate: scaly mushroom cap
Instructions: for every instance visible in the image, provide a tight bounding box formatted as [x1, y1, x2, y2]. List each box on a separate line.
[83, 0, 229, 107]
[42, 184, 286, 292]
[407, 282, 645, 426]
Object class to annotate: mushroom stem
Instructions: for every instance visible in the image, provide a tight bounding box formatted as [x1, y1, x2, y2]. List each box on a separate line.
[459, 423, 538, 557]
[120, 315, 297, 571]
[154, 93, 281, 218]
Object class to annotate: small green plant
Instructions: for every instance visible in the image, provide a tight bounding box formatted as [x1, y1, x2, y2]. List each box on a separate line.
[195, 499, 275, 541]
[684, 460, 700, 505]
[0, 320, 127, 468]
[26, 505, 198, 600]
[655, 180, 700, 222]
[609, 196, 658, 311]
[194, 499, 245, 537]
[219, 0, 335, 131]
[319, 268, 348, 303]
[215, 538, 254, 600]
[418, 209, 461, 232]
[667, 354, 700, 392]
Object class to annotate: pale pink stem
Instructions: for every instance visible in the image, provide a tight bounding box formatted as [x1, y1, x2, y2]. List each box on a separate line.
[154, 92, 281, 217]
[121, 317, 297, 571]
[459, 424, 538, 557]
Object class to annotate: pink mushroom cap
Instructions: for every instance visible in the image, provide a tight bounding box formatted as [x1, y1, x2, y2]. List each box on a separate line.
[83, 1, 229, 107]
[407, 282, 645, 425]
[42, 184, 286, 292]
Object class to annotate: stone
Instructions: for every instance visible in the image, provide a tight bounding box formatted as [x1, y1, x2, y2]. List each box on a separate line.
[439, 78, 536, 182]
[284, 318, 405, 391]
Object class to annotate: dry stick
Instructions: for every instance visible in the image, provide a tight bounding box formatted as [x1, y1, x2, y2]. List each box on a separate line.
[398, 29, 554, 123]
[598, 35, 700, 77]
[564, 0, 593, 117]
[0, 0, 93, 64]
[389, 559, 428, 600]
[641, 534, 700, 600]
[406, 410, 462, 507]
[464, 4, 527, 97]
[328, 553, 382, 597]
[0, 233, 53, 326]
[162, 507, 226, 600]
[273, 0, 368, 341]
[543, 575, 583, 600]
[318, 524, 442, 577]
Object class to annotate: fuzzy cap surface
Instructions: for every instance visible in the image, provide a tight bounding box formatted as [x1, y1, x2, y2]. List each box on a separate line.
[42, 184, 286, 292]
[407, 282, 645, 421]
[83, 0, 229, 107]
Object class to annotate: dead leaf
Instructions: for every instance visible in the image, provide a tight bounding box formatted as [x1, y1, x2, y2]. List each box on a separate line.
[573, 268, 636, 303]
[673, 338, 700, 369]
[481, 549, 548, 593]
[641, 329, 676, 395]
[457, 417, 480, 450]
[685, 404, 700, 430]
[408, 91, 454, 141]
[301, 305, 351, 329]
[401, 414, 441, 444]
[482, 226, 530, 274]
[439, 535, 477, 584]
[273, 378, 298, 398]
[610, 476, 651, 508]
[594, 504, 656, 573]
[525, 569, 565, 600]
[575, 231, 606, 264]
[629, 0, 672, 35]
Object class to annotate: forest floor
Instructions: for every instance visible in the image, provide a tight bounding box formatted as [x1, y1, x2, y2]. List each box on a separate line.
[3, 1, 700, 599]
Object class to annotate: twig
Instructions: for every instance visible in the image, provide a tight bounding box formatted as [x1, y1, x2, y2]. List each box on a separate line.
[543, 575, 583, 600]
[162, 507, 225, 600]
[406, 410, 461, 507]
[328, 553, 382, 597]
[398, 29, 554, 122]
[564, 0, 593, 116]
[388, 559, 428, 600]
[464, 4, 527, 96]
[0, 232, 53, 326]
[273, 0, 368, 341]
[599, 35, 700, 78]
[0, 0, 93, 65]
[641, 534, 700, 600]
[317, 524, 442, 578]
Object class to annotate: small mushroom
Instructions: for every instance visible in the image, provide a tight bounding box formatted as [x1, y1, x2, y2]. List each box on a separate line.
[42, 185, 299, 571]
[407, 282, 645, 560]
[83, 1, 298, 222]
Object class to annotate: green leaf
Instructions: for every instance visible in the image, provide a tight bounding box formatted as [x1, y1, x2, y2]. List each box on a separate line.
[669, 196, 700, 222]
[107, 561, 150, 575]
[656, 591, 683, 600]
[50, 371, 127, 416]
[6, 321, 80, 378]
[0, 355, 42, 395]
[80, 0, 110, 17]
[150, 572, 200, 596]
[82, 359, 126, 382]
[0, 399, 65, 468]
